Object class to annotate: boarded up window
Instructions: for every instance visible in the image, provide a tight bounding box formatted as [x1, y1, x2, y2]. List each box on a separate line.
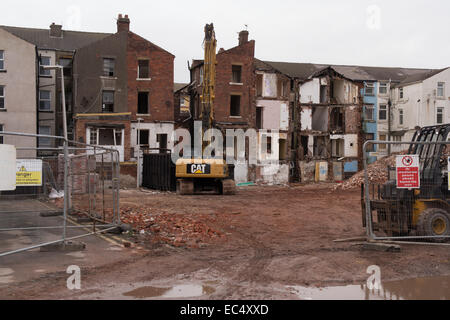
[138, 60, 150, 79]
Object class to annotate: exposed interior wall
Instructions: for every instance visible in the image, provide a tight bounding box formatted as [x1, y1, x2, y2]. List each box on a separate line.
[130, 122, 175, 159]
[300, 79, 320, 104]
[300, 107, 312, 131]
[262, 73, 277, 98]
[312, 107, 328, 131]
[256, 99, 289, 130]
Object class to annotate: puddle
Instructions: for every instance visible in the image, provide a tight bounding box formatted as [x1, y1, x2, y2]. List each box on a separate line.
[289, 275, 450, 300]
[123, 284, 216, 299]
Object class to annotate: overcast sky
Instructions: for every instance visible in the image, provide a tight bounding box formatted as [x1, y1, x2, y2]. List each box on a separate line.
[2, 0, 449, 83]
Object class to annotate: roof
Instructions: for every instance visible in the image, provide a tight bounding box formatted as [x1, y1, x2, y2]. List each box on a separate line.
[0, 25, 111, 51]
[259, 60, 438, 83]
[174, 83, 189, 92]
[395, 68, 449, 87]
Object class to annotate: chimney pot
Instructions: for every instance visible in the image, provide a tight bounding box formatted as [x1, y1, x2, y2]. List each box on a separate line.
[50, 23, 63, 38]
[238, 30, 249, 46]
[117, 14, 130, 33]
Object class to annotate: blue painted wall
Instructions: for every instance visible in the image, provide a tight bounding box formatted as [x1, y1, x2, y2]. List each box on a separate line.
[361, 82, 378, 164]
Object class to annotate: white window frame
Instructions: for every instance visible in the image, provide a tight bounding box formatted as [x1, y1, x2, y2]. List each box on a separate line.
[0, 85, 5, 109]
[365, 82, 374, 96]
[437, 82, 445, 98]
[364, 105, 374, 121]
[38, 125, 52, 147]
[379, 82, 388, 95]
[39, 56, 51, 76]
[88, 127, 123, 146]
[437, 107, 444, 124]
[39, 90, 51, 111]
[0, 50, 4, 70]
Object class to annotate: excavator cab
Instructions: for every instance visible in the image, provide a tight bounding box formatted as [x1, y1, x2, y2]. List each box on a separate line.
[363, 124, 450, 241]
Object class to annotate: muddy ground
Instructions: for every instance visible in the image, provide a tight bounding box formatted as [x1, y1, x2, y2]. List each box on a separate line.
[2, 184, 450, 299]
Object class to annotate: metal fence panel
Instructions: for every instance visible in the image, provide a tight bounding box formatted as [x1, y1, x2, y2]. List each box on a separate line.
[363, 139, 450, 242]
[0, 131, 121, 257]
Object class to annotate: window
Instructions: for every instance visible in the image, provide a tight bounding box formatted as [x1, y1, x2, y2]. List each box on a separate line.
[265, 136, 272, 154]
[89, 128, 98, 145]
[0, 124, 3, 144]
[379, 134, 387, 150]
[0, 50, 4, 70]
[138, 60, 150, 79]
[98, 128, 122, 146]
[393, 136, 402, 142]
[437, 82, 445, 98]
[138, 92, 149, 114]
[379, 82, 388, 95]
[231, 65, 242, 83]
[365, 83, 374, 96]
[379, 104, 387, 121]
[39, 90, 51, 111]
[399, 87, 404, 99]
[365, 133, 375, 152]
[0, 86, 4, 109]
[102, 91, 114, 112]
[157, 134, 168, 150]
[364, 105, 374, 121]
[399, 109, 404, 125]
[332, 139, 345, 157]
[103, 58, 115, 77]
[279, 139, 287, 160]
[256, 107, 263, 129]
[39, 126, 52, 147]
[437, 107, 444, 124]
[59, 58, 72, 77]
[39, 56, 51, 76]
[230, 95, 241, 117]
[137, 129, 149, 146]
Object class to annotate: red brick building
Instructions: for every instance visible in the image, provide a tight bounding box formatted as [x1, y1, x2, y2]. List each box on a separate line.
[73, 14, 175, 162]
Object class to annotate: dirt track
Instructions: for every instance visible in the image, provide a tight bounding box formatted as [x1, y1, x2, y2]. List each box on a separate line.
[3, 184, 450, 299]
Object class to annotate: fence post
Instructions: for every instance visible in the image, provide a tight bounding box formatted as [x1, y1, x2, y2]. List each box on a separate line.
[63, 139, 69, 241]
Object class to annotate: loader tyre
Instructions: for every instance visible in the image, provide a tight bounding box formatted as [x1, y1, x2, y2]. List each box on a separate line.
[177, 179, 194, 195]
[417, 208, 450, 242]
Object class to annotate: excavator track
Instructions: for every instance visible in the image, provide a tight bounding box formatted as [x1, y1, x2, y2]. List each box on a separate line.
[177, 179, 194, 195]
[222, 179, 236, 195]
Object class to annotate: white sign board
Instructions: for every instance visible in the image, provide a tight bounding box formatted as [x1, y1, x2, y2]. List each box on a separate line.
[396, 155, 420, 189]
[0, 145, 17, 191]
[16, 159, 43, 186]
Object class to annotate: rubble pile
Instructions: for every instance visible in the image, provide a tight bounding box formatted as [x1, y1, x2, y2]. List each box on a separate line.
[335, 155, 396, 190]
[120, 206, 226, 248]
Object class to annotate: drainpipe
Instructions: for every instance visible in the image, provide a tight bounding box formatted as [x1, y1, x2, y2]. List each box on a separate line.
[387, 80, 392, 156]
[36, 48, 40, 150]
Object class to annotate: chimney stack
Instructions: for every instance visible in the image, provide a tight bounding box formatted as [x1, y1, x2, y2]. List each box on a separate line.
[49, 23, 63, 38]
[238, 30, 249, 46]
[117, 14, 130, 33]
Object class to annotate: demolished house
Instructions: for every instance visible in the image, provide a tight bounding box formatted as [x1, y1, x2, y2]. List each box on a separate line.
[297, 67, 362, 182]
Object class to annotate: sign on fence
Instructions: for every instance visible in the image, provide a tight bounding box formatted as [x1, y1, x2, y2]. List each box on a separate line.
[0, 145, 17, 191]
[16, 159, 42, 186]
[396, 155, 420, 189]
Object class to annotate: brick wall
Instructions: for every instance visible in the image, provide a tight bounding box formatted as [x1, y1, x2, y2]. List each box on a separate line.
[126, 32, 175, 123]
[214, 40, 256, 127]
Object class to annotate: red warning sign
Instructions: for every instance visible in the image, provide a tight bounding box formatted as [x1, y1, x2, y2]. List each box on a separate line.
[396, 155, 420, 189]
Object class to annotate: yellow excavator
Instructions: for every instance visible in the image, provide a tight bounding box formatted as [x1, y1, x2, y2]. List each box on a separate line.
[176, 23, 236, 195]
